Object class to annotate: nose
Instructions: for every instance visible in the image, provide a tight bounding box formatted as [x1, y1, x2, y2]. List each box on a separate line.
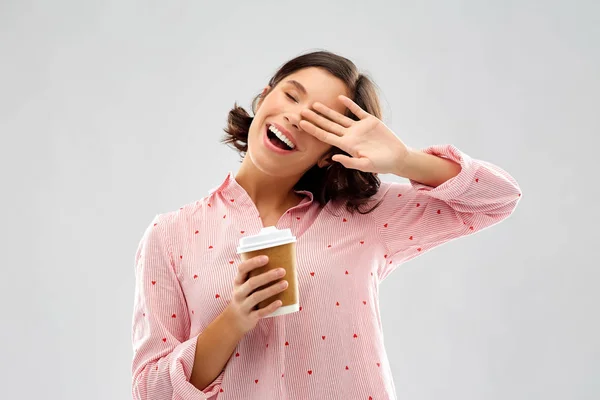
[284, 114, 300, 131]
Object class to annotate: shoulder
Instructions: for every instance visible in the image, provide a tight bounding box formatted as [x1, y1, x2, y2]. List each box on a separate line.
[150, 196, 210, 246]
[370, 180, 414, 203]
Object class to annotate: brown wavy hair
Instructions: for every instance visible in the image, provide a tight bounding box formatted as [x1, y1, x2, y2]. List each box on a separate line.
[221, 49, 385, 215]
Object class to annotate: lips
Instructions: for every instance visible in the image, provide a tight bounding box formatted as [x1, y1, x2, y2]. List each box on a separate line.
[263, 124, 297, 154]
[266, 122, 298, 150]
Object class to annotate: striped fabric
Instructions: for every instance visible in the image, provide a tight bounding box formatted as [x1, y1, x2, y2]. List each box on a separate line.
[131, 144, 521, 399]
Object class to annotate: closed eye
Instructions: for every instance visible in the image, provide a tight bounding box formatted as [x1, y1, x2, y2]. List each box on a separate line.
[285, 93, 298, 103]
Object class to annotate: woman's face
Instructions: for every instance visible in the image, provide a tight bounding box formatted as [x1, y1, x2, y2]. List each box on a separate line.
[246, 67, 351, 178]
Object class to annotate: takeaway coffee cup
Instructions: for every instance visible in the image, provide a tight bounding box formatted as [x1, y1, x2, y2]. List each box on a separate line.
[236, 226, 299, 318]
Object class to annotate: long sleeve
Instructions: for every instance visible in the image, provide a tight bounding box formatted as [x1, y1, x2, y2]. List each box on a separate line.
[372, 144, 522, 281]
[131, 215, 224, 400]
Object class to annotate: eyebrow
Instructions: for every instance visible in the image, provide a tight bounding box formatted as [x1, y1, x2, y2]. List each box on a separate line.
[285, 80, 307, 95]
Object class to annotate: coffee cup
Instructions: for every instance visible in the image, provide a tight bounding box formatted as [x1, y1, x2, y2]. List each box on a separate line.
[236, 226, 299, 318]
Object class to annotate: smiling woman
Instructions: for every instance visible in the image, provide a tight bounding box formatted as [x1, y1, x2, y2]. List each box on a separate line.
[131, 49, 521, 400]
[221, 50, 386, 215]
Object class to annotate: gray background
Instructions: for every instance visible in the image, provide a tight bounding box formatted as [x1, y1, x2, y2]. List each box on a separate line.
[1, 0, 598, 399]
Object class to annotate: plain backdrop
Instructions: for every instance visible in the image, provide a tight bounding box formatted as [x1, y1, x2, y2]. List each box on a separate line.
[1, 1, 598, 399]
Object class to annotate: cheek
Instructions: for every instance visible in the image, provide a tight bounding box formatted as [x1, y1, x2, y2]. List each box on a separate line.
[307, 139, 333, 158]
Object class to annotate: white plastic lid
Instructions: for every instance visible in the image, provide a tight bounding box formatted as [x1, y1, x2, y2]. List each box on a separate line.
[236, 226, 297, 253]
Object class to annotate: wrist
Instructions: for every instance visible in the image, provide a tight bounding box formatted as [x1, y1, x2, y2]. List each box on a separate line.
[221, 305, 247, 337]
[394, 147, 416, 178]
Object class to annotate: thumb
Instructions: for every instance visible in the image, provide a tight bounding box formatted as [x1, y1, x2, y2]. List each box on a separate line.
[331, 154, 370, 171]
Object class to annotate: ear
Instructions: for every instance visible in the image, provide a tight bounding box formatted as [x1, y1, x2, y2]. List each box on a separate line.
[256, 86, 271, 111]
[317, 152, 334, 169]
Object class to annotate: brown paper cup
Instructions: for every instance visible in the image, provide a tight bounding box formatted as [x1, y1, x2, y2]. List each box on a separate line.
[237, 227, 299, 317]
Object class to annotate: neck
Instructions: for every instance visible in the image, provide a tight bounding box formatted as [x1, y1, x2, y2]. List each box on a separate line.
[234, 163, 303, 215]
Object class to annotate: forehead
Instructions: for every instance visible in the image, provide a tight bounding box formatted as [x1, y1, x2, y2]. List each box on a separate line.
[280, 67, 350, 112]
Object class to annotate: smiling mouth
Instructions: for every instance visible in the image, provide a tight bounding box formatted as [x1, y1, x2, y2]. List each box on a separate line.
[266, 124, 296, 151]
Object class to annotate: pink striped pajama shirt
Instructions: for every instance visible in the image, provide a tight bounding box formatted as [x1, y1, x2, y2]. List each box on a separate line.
[131, 144, 522, 399]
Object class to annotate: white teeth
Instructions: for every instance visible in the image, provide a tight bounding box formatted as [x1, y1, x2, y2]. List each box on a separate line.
[268, 125, 295, 150]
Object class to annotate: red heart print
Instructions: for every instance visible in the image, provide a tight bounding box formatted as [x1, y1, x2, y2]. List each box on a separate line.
[299, 307, 302, 311]
[282, 373, 285, 377]
[193, 274, 198, 279]
[285, 341, 289, 346]
[223, 214, 226, 219]
[369, 397, 373, 400]
[345, 366, 349, 370]
[328, 244, 332, 248]
[296, 217, 300, 220]
[151, 281, 156, 285]
[416, 203, 420, 207]
[343, 218, 347, 222]
[230, 199, 235, 202]
[255, 379, 258, 384]
[384, 254, 387, 258]
[209, 245, 213, 249]
[172, 314, 176, 318]
[241, 230, 245, 234]
[162, 338, 166, 342]
[475, 178, 479, 182]
[397, 193, 402, 197]
[192, 310, 194, 314]
[353, 333, 358, 338]
[229, 260, 234, 264]
[220, 389, 224, 393]
[377, 363, 381, 367]
[469, 226, 474, 230]
[345, 270, 349, 275]
[180, 207, 183, 210]
[360, 241, 364, 244]
[437, 209, 441, 214]
[310, 272, 315, 276]
[208, 203, 211, 207]
[383, 223, 388, 228]
[363, 301, 367, 305]
[180, 255, 183, 259]
[142, 313, 145, 317]
[409, 236, 413, 240]
[195, 230, 199, 234]
[322, 336, 326, 340]
[153, 223, 157, 226]
[336, 301, 340, 306]
[215, 294, 220, 298]
[235, 352, 240, 357]
[307, 370, 312, 375]
[417, 248, 422, 251]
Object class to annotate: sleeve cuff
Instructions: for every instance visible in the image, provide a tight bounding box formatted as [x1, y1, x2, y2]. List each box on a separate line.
[169, 336, 224, 399]
[408, 144, 477, 201]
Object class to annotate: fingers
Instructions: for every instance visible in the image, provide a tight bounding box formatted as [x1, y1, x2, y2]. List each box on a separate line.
[301, 108, 345, 135]
[239, 267, 286, 301]
[312, 102, 354, 128]
[338, 95, 370, 120]
[234, 255, 268, 285]
[252, 300, 283, 319]
[298, 119, 343, 148]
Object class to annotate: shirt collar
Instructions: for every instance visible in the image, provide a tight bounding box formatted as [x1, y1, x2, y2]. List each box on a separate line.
[208, 171, 314, 204]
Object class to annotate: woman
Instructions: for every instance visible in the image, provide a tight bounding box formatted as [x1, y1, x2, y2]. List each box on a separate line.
[131, 50, 521, 400]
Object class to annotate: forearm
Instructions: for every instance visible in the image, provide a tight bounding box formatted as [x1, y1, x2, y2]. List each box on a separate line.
[189, 309, 245, 391]
[394, 148, 462, 187]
